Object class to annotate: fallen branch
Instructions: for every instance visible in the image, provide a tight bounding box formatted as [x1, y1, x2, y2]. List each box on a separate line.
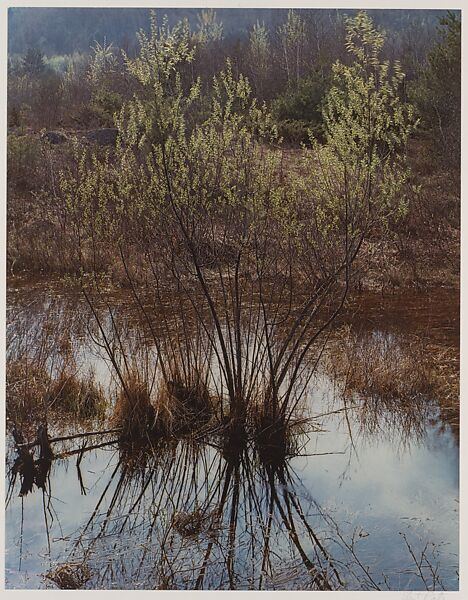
[54, 439, 121, 460]
[16, 428, 122, 450]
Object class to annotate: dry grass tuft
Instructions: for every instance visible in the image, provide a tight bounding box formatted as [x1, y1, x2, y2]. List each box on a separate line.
[424, 342, 459, 435]
[327, 327, 435, 403]
[254, 416, 291, 466]
[7, 358, 107, 435]
[150, 378, 213, 436]
[47, 369, 106, 419]
[113, 367, 214, 441]
[167, 379, 212, 422]
[6, 360, 50, 435]
[113, 373, 156, 438]
[220, 417, 248, 464]
[171, 509, 218, 538]
[252, 401, 308, 467]
[45, 562, 91, 590]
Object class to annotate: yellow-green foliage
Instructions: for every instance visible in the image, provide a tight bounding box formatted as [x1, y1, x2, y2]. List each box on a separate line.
[117, 12, 199, 149]
[8, 134, 46, 193]
[280, 11, 419, 281]
[61, 11, 417, 269]
[311, 11, 418, 232]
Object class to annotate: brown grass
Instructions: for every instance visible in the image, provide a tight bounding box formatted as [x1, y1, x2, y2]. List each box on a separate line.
[322, 327, 459, 442]
[47, 369, 106, 419]
[424, 342, 459, 436]
[6, 359, 107, 437]
[171, 509, 218, 538]
[253, 413, 291, 466]
[251, 402, 309, 468]
[45, 562, 91, 590]
[326, 326, 435, 403]
[112, 373, 156, 438]
[152, 378, 213, 437]
[112, 368, 215, 441]
[6, 360, 50, 435]
[325, 325, 460, 437]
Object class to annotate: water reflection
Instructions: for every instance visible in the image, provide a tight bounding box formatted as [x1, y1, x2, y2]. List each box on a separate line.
[5, 384, 458, 591]
[5, 282, 459, 591]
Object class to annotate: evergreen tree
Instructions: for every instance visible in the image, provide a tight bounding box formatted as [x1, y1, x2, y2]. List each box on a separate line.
[21, 47, 46, 76]
[411, 12, 461, 166]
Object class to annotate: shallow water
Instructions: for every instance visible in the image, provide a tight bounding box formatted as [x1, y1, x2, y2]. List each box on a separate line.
[5, 280, 460, 590]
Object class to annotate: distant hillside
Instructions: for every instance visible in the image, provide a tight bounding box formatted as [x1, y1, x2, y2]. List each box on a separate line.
[8, 7, 452, 56]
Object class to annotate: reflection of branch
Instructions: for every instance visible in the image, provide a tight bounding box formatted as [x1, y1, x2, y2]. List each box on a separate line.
[19, 498, 24, 571]
[42, 489, 52, 562]
[313, 500, 381, 590]
[267, 467, 332, 590]
[400, 532, 445, 592]
[195, 461, 234, 589]
[227, 468, 240, 588]
[55, 440, 120, 460]
[76, 462, 87, 496]
[70, 458, 122, 559]
[287, 490, 343, 587]
[258, 494, 275, 589]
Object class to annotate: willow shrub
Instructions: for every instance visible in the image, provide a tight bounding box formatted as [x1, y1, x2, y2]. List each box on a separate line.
[59, 12, 417, 442]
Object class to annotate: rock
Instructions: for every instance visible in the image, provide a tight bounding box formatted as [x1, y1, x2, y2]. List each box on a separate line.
[85, 128, 119, 146]
[42, 130, 68, 144]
